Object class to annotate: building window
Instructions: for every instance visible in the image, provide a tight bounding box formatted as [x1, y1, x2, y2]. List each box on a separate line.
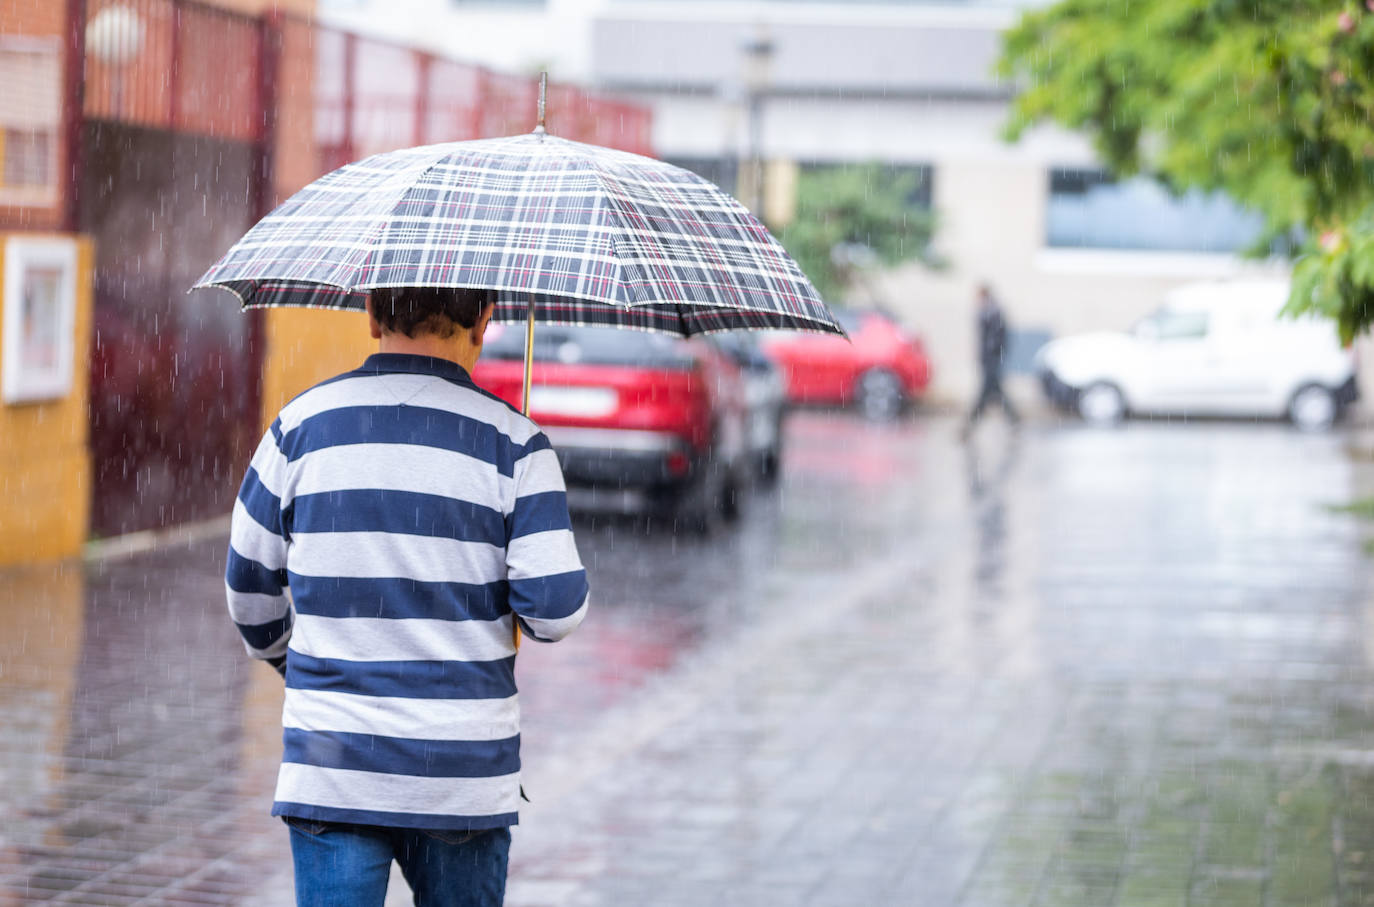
[0, 39, 61, 207]
[3, 129, 52, 189]
[1046, 168, 1264, 254]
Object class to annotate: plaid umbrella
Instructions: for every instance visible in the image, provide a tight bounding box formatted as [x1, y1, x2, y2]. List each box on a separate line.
[193, 132, 842, 339]
[197, 127, 843, 648]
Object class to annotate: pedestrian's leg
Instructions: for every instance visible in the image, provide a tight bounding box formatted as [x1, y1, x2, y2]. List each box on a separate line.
[396, 827, 511, 907]
[967, 374, 994, 423]
[286, 819, 393, 907]
[995, 375, 1020, 424]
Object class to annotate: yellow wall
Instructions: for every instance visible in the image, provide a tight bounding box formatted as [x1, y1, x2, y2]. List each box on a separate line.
[260, 306, 372, 429]
[0, 235, 93, 565]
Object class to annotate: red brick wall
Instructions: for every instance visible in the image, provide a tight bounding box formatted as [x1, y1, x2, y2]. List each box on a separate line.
[0, 0, 70, 231]
[0, 1, 64, 42]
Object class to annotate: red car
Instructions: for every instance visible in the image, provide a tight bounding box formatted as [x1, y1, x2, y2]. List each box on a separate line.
[472, 324, 749, 532]
[760, 308, 932, 419]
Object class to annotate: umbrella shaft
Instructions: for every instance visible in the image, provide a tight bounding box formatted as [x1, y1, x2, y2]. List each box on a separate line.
[515, 294, 537, 653]
[521, 296, 536, 417]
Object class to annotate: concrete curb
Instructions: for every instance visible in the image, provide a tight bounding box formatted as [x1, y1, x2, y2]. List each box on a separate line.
[83, 514, 232, 562]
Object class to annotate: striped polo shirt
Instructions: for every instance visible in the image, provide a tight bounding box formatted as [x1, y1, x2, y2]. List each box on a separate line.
[225, 352, 589, 831]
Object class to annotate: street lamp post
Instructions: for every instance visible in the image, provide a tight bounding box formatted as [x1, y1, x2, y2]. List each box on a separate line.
[739, 28, 774, 218]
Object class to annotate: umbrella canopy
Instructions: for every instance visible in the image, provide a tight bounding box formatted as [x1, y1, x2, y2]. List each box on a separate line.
[194, 133, 843, 339]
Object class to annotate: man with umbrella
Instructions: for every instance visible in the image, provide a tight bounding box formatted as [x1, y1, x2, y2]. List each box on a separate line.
[202, 88, 843, 903]
[225, 285, 589, 905]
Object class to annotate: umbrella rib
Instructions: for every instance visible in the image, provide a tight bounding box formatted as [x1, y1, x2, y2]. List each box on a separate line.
[340, 145, 475, 289]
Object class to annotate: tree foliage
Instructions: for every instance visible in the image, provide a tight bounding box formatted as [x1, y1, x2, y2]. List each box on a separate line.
[1000, 0, 1374, 342]
[776, 164, 939, 302]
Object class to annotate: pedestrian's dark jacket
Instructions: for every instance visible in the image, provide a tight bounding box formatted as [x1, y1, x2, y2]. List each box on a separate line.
[978, 304, 1008, 372]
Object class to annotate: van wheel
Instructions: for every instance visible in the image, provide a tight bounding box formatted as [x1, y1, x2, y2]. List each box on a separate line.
[1077, 382, 1126, 426]
[756, 445, 781, 487]
[1289, 384, 1338, 432]
[755, 413, 784, 487]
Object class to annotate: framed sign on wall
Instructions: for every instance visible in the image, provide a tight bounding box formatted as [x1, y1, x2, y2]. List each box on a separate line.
[3, 236, 78, 404]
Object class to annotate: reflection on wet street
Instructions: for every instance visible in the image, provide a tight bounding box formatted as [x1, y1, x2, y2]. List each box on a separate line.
[4, 412, 1374, 905]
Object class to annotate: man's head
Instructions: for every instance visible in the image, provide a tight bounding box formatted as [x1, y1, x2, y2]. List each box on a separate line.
[976, 283, 995, 308]
[365, 286, 496, 369]
[368, 286, 494, 338]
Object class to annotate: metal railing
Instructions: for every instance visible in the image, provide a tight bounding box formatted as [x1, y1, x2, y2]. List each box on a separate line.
[80, 2, 654, 166]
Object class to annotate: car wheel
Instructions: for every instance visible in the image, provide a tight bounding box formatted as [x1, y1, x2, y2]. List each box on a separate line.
[1289, 384, 1339, 432]
[1077, 382, 1126, 426]
[719, 469, 743, 523]
[657, 464, 726, 536]
[755, 414, 783, 487]
[756, 445, 781, 487]
[855, 368, 906, 421]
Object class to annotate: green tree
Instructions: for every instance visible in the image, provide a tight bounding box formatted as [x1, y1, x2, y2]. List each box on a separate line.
[776, 164, 939, 303]
[999, 0, 1374, 342]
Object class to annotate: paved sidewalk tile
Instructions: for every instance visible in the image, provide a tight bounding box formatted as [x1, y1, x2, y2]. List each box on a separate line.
[5, 418, 1374, 906]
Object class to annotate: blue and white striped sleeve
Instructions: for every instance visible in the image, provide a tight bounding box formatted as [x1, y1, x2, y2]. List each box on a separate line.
[226, 420, 293, 661]
[506, 433, 589, 643]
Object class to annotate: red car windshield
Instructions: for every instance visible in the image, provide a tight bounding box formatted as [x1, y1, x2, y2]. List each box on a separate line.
[482, 324, 698, 371]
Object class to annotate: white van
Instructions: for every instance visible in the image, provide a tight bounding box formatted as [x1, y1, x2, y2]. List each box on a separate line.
[1036, 281, 1358, 430]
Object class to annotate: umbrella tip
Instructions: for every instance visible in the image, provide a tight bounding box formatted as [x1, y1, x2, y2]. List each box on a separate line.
[534, 71, 548, 138]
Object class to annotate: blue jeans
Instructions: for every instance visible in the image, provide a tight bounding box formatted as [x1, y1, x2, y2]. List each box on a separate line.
[285, 817, 510, 907]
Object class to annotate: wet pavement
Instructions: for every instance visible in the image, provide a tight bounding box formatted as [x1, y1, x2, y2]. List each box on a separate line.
[5, 412, 1374, 905]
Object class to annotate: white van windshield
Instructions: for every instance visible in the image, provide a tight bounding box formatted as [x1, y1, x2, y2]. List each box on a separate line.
[1135, 309, 1209, 341]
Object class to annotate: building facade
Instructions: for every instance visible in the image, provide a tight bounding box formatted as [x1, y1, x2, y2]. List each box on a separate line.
[0, 0, 651, 561]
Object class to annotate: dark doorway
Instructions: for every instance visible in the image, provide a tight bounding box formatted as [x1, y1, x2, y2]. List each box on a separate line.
[81, 122, 261, 537]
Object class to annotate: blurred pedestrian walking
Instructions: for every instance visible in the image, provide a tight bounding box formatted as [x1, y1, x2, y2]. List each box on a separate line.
[224, 287, 590, 907]
[962, 283, 1020, 439]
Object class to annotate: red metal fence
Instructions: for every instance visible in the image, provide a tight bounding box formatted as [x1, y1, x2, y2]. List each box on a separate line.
[83, 0, 265, 143]
[82, 5, 655, 170]
[313, 28, 653, 173]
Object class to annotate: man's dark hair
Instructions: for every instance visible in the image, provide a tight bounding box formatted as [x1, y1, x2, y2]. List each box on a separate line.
[369, 287, 494, 338]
